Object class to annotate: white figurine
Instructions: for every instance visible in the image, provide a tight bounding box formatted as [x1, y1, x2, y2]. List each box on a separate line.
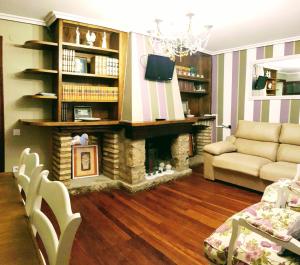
[75, 27, 80, 45]
[102, 32, 107, 49]
[86, 30, 96, 46]
[80, 133, 89, 145]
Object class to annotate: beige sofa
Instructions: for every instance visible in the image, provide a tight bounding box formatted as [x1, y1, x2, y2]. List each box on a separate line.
[203, 120, 300, 192]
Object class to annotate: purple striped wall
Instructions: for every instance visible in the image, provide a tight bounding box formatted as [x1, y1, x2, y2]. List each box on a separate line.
[230, 51, 239, 132]
[156, 81, 167, 119]
[280, 42, 293, 123]
[211, 55, 218, 142]
[136, 34, 152, 121]
[253, 47, 264, 121]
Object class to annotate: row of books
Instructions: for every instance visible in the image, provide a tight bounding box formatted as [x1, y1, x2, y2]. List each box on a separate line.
[90, 56, 119, 76]
[62, 83, 118, 101]
[179, 80, 196, 92]
[62, 49, 76, 72]
[61, 103, 68, 121]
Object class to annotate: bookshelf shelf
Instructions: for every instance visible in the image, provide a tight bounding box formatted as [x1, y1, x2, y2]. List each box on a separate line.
[62, 72, 118, 79]
[24, 68, 58, 75]
[26, 95, 58, 100]
[62, 42, 119, 55]
[177, 75, 209, 83]
[23, 40, 58, 50]
[62, 99, 118, 103]
[20, 119, 119, 127]
[180, 91, 208, 96]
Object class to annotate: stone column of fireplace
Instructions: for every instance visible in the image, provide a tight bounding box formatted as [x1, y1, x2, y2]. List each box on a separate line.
[102, 132, 119, 180]
[119, 130, 145, 184]
[195, 120, 213, 156]
[52, 130, 72, 185]
[171, 134, 190, 171]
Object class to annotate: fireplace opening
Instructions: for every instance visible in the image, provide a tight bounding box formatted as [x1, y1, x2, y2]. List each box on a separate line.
[145, 135, 175, 177]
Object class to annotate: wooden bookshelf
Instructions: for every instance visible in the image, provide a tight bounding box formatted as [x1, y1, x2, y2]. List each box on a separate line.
[22, 18, 128, 123]
[176, 52, 212, 117]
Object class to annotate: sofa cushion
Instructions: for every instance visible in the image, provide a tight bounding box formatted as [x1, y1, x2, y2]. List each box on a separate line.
[280, 123, 300, 145]
[235, 120, 281, 142]
[235, 138, 279, 161]
[277, 144, 300, 164]
[213, 153, 272, 177]
[260, 161, 297, 182]
[204, 141, 237, 155]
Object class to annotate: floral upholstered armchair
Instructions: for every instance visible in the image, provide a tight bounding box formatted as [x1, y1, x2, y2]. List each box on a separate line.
[204, 166, 300, 265]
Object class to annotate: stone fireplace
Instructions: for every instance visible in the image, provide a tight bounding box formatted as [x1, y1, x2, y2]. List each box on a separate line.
[51, 127, 192, 194]
[118, 132, 190, 186]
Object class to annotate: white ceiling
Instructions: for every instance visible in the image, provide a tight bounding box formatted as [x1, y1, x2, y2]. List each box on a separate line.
[1, 0, 300, 53]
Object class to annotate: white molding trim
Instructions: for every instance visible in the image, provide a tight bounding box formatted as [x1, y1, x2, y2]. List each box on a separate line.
[1, 11, 300, 56]
[44, 11, 129, 32]
[0, 12, 45, 26]
[211, 35, 300, 55]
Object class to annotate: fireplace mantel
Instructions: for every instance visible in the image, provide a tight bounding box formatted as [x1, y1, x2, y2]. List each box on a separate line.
[120, 118, 198, 139]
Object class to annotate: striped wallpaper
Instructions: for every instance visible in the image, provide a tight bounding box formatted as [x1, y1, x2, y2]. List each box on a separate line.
[212, 40, 300, 142]
[122, 32, 184, 122]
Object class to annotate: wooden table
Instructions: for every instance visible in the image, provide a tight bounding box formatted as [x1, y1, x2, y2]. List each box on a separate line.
[0, 172, 42, 265]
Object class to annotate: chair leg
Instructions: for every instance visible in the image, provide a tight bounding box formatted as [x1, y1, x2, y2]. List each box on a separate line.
[227, 218, 240, 265]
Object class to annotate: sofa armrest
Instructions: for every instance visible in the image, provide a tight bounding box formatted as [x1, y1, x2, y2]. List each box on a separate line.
[204, 141, 237, 156]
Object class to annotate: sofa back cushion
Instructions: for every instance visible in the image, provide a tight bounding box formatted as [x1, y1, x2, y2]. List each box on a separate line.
[235, 120, 281, 142]
[277, 144, 300, 163]
[279, 123, 300, 145]
[235, 138, 279, 161]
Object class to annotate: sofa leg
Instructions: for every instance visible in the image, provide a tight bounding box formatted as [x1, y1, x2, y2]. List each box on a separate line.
[203, 152, 215, 180]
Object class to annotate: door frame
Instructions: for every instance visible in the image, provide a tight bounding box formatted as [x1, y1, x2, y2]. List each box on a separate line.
[0, 36, 4, 171]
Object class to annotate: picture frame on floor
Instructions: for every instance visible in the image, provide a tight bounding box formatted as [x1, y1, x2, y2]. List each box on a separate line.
[72, 145, 99, 178]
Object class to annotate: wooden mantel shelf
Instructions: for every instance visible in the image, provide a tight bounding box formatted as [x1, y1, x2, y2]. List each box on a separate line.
[119, 118, 198, 127]
[19, 119, 119, 127]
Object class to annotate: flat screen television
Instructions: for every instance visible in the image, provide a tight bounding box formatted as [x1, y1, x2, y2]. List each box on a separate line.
[145, 54, 175, 81]
[254, 75, 268, 90]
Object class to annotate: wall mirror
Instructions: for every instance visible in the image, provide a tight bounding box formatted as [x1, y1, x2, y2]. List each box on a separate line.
[251, 55, 300, 99]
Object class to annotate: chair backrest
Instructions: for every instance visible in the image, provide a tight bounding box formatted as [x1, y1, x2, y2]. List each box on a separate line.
[30, 174, 82, 265]
[14, 148, 30, 178]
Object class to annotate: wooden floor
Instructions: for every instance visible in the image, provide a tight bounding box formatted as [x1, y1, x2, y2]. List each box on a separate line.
[69, 167, 262, 265]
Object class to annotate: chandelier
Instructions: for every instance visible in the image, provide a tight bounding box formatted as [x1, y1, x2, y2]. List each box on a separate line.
[148, 13, 213, 59]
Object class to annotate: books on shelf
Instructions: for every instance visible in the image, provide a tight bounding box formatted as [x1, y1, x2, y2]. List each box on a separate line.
[61, 103, 68, 121]
[62, 49, 76, 72]
[90, 56, 119, 76]
[62, 83, 118, 101]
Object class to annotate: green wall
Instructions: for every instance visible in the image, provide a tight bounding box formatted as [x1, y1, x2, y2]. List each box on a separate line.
[0, 19, 53, 171]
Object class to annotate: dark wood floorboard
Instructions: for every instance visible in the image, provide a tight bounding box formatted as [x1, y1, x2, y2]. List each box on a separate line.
[69, 166, 262, 265]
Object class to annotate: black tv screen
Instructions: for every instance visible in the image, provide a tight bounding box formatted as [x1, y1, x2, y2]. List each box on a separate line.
[254, 75, 268, 90]
[145, 54, 175, 81]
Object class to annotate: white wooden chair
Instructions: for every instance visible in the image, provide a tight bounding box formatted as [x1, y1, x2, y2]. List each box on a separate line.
[13, 147, 31, 178]
[227, 164, 300, 264]
[13, 148, 44, 214]
[30, 173, 82, 265]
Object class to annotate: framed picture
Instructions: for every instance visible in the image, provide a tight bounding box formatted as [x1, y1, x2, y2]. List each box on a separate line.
[74, 106, 92, 121]
[75, 57, 88, 73]
[72, 145, 99, 178]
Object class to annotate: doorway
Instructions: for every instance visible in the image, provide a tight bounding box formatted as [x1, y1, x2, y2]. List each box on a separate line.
[0, 36, 4, 171]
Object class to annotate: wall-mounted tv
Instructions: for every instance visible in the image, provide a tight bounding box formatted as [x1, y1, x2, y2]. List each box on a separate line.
[254, 75, 268, 90]
[145, 54, 175, 81]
